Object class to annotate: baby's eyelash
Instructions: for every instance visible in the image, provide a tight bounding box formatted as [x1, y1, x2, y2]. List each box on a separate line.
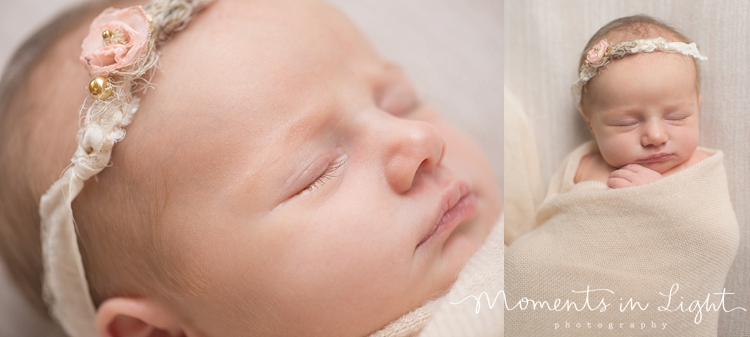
[304, 156, 348, 192]
[613, 122, 638, 127]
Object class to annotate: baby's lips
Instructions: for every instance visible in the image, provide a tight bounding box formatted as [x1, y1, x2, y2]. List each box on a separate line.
[637, 153, 673, 163]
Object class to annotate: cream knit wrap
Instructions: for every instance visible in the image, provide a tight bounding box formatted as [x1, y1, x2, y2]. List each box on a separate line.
[505, 141, 740, 336]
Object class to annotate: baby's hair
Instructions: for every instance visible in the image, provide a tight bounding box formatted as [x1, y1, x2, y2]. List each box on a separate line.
[578, 14, 701, 110]
[0, 0, 184, 322]
[0, 0, 104, 319]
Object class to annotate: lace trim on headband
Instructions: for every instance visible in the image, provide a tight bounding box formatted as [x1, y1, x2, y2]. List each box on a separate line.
[39, 1, 213, 336]
[570, 37, 707, 105]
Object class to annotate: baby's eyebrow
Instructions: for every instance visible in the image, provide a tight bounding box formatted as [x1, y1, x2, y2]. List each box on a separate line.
[282, 102, 342, 144]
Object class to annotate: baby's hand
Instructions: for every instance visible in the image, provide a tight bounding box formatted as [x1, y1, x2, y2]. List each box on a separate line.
[607, 164, 662, 189]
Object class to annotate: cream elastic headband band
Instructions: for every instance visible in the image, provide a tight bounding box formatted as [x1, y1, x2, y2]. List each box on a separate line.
[571, 37, 707, 105]
[39, 1, 212, 336]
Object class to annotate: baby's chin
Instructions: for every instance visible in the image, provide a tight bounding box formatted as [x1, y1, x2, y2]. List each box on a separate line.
[437, 207, 495, 274]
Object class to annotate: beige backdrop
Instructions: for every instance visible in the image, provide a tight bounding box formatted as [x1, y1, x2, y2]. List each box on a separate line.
[505, 1, 749, 336]
[0, 0, 502, 336]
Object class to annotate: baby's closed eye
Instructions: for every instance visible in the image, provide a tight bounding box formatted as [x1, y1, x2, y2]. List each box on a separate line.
[377, 83, 419, 116]
[298, 154, 348, 195]
[608, 119, 639, 128]
[665, 112, 690, 122]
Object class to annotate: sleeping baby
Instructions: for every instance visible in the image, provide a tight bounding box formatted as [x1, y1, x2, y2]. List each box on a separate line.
[505, 14, 739, 336]
[0, 0, 502, 336]
[572, 15, 707, 189]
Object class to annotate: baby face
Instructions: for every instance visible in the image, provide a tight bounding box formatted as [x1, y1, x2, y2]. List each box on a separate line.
[127, 0, 500, 335]
[582, 51, 701, 173]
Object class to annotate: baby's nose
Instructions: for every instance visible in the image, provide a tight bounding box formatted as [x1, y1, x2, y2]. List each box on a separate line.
[382, 116, 445, 194]
[641, 121, 668, 147]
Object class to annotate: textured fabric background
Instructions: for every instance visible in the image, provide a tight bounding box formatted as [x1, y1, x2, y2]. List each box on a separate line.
[505, 1, 749, 335]
[0, 0, 501, 336]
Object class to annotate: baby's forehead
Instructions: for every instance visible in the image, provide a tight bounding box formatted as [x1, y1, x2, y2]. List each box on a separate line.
[121, 0, 390, 181]
[175, 0, 378, 61]
[148, 0, 381, 105]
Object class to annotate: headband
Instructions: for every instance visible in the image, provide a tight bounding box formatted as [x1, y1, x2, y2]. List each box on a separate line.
[38, 1, 212, 336]
[571, 37, 707, 105]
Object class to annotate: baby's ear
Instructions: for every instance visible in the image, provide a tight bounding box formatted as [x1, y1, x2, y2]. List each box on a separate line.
[577, 105, 595, 138]
[96, 297, 186, 337]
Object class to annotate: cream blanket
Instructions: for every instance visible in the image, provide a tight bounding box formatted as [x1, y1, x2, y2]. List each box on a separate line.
[370, 217, 503, 337]
[505, 141, 740, 336]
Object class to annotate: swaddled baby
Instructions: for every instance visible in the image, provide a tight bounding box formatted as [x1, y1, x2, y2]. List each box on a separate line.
[0, 0, 502, 336]
[505, 15, 739, 336]
[573, 16, 707, 188]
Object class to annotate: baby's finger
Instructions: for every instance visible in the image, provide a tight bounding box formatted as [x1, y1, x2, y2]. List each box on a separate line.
[609, 169, 636, 181]
[607, 177, 632, 189]
[621, 163, 646, 173]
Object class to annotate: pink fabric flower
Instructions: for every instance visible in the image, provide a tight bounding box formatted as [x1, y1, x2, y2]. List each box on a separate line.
[80, 6, 151, 76]
[586, 39, 609, 66]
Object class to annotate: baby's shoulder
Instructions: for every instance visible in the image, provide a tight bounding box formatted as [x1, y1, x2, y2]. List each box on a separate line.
[692, 148, 711, 163]
[574, 152, 611, 184]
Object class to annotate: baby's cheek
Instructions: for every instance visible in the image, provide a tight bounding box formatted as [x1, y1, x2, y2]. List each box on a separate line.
[678, 127, 700, 155]
[597, 137, 632, 168]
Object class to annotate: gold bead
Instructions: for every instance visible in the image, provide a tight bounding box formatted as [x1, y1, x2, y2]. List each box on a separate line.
[102, 29, 112, 40]
[88, 76, 112, 100]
